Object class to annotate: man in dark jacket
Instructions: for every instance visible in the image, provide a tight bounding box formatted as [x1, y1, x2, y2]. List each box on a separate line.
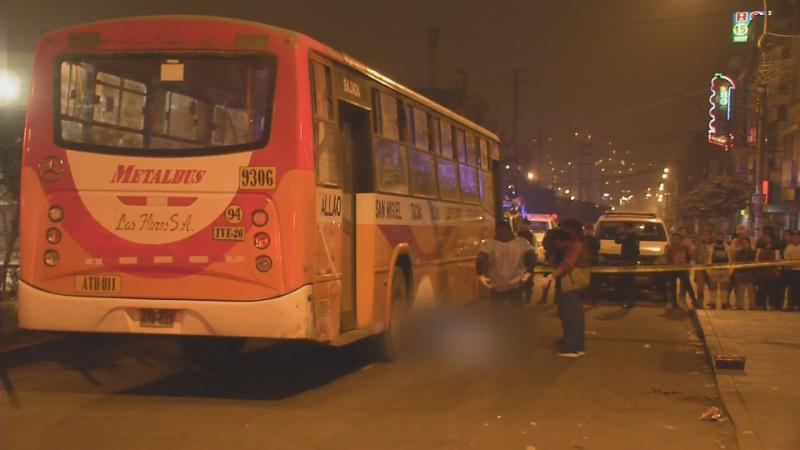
[616, 222, 640, 308]
[477, 220, 537, 306]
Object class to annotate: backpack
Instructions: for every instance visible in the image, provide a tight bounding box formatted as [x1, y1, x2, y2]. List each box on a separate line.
[561, 267, 591, 293]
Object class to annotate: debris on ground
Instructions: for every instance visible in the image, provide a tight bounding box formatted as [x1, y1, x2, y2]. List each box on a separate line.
[651, 387, 681, 395]
[644, 344, 651, 348]
[714, 353, 746, 370]
[699, 406, 724, 421]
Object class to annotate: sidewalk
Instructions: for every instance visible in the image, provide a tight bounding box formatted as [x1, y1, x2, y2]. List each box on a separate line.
[696, 310, 800, 450]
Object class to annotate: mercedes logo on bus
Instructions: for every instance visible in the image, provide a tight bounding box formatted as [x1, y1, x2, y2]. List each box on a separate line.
[38, 155, 65, 182]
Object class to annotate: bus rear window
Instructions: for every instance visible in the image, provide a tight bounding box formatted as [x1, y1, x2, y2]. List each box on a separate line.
[57, 54, 275, 154]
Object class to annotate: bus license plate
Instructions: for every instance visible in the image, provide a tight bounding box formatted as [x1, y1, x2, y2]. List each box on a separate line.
[140, 309, 175, 328]
[212, 226, 245, 241]
[75, 275, 121, 293]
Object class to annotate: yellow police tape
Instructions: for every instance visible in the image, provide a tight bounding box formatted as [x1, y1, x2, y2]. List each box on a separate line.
[534, 260, 800, 274]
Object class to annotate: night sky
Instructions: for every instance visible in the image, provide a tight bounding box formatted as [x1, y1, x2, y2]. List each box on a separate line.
[2, 0, 766, 168]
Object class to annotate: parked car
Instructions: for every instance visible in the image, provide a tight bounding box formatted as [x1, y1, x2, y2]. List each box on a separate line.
[526, 213, 557, 260]
[594, 211, 669, 295]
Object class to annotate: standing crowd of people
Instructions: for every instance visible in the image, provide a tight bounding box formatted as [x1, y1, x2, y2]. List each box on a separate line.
[476, 217, 800, 360]
[664, 224, 800, 311]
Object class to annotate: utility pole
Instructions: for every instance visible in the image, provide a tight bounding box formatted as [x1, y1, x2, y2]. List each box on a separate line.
[534, 130, 544, 185]
[752, 0, 770, 235]
[427, 27, 439, 89]
[578, 142, 593, 202]
[512, 67, 527, 158]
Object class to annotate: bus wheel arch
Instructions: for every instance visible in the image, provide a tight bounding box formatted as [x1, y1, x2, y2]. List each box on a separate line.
[372, 245, 413, 361]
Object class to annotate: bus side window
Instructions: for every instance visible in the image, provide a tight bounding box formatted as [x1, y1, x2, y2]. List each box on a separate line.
[311, 60, 340, 187]
[438, 120, 454, 159]
[478, 138, 489, 171]
[458, 130, 479, 203]
[455, 128, 467, 162]
[479, 139, 497, 212]
[436, 120, 459, 202]
[411, 106, 430, 151]
[372, 90, 409, 194]
[407, 106, 436, 198]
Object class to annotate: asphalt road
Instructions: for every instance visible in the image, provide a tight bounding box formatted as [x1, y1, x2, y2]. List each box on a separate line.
[1, 303, 738, 450]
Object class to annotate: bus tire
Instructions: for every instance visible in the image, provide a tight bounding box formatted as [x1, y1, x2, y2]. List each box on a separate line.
[372, 268, 408, 361]
[177, 336, 246, 363]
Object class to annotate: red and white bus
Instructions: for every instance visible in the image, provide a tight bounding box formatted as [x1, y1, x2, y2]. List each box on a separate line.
[19, 16, 501, 357]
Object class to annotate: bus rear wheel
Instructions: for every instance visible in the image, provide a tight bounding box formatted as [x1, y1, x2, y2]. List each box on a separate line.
[372, 269, 408, 361]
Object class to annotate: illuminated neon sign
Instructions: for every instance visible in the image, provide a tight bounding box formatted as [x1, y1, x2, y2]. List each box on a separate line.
[708, 73, 736, 149]
[732, 10, 771, 43]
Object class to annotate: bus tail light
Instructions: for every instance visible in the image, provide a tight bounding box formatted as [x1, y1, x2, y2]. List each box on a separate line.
[252, 209, 268, 227]
[253, 232, 271, 249]
[255, 255, 272, 272]
[46, 227, 62, 244]
[43, 250, 60, 267]
[48, 205, 64, 222]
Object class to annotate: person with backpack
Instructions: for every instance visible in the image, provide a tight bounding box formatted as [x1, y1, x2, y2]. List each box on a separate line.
[544, 219, 592, 358]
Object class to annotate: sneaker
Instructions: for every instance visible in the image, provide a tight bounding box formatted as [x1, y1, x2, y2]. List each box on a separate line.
[557, 351, 585, 358]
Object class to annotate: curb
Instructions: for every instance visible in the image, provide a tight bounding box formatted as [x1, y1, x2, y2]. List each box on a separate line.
[690, 309, 765, 450]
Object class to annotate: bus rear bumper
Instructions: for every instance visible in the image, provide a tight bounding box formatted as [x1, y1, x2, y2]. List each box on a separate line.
[17, 281, 313, 339]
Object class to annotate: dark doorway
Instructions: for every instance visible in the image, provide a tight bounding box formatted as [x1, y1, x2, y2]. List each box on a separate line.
[338, 101, 372, 332]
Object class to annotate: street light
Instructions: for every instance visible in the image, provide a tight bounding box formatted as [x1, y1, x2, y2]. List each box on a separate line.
[0, 70, 21, 105]
[526, 171, 535, 181]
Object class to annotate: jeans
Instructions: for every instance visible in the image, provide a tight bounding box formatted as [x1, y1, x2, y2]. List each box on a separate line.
[694, 271, 708, 305]
[666, 271, 697, 307]
[787, 271, 800, 310]
[557, 289, 585, 352]
[733, 281, 754, 309]
[521, 278, 534, 304]
[755, 281, 781, 310]
[707, 280, 730, 308]
[491, 288, 523, 307]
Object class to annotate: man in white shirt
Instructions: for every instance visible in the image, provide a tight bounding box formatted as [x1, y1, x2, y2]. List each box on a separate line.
[783, 231, 800, 310]
[477, 220, 537, 306]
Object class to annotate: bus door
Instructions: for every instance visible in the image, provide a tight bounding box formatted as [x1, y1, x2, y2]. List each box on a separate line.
[337, 101, 371, 331]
